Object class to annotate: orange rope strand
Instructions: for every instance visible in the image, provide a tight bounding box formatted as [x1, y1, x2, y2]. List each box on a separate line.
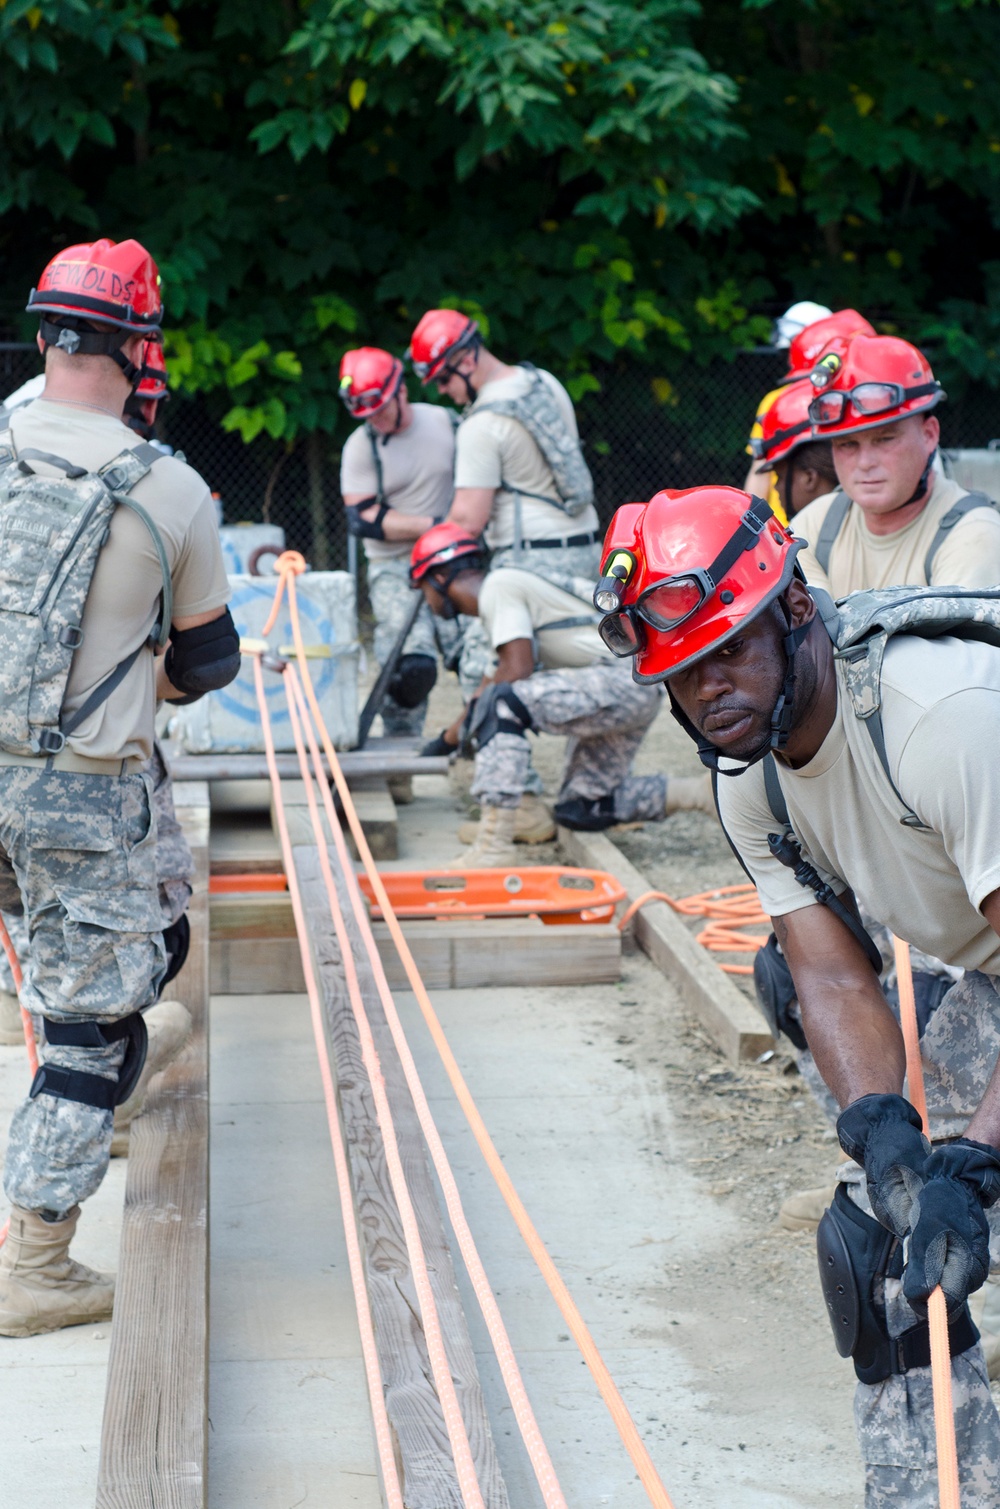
[618, 885, 769, 976]
[279, 560, 678, 1509]
[251, 650, 406, 1509]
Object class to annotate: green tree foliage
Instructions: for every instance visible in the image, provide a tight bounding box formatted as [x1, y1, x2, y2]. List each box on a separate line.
[1, 0, 999, 446]
[696, 0, 1000, 386]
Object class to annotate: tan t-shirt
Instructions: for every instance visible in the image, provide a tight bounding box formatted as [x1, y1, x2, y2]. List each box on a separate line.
[794, 475, 1000, 597]
[478, 567, 610, 669]
[9, 398, 230, 763]
[716, 633, 1000, 975]
[453, 367, 599, 549]
[339, 403, 456, 563]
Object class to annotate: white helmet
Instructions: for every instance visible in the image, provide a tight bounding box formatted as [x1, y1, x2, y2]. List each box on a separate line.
[773, 300, 833, 349]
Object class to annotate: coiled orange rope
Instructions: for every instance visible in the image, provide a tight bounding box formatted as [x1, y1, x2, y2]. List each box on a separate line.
[892, 935, 960, 1509]
[619, 885, 769, 975]
[272, 552, 678, 1509]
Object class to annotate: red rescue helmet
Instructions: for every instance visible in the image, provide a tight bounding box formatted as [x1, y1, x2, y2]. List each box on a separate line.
[594, 488, 802, 684]
[338, 347, 404, 419]
[783, 308, 874, 383]
[27, 238, 162, 332]
[747, 380, 814, 467]
[408, 310, 480, 384]
[410, 523, 485, 584]
[136, 341, 169, 401]
[807, 334, 944, 438]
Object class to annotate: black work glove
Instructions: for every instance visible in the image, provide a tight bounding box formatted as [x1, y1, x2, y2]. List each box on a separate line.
[345, 498, 389, 540]
[456, 697, 478, 759]
[420, 729, 457, 759]
[837, 1093, 930, 1238]
[903, 1138, 1000, 1315]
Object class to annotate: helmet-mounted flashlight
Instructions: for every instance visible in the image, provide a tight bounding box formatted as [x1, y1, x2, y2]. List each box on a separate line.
[810, 351, 842, 391]
[593, 551, 636, 614]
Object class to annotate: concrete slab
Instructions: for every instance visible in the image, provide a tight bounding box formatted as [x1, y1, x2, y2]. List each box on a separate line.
[209, 993, 381, 1508]
[0, 1041, 125, 1509]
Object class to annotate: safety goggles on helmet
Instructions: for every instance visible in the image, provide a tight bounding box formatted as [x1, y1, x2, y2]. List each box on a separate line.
[809, 380, 942, 427]
[595, 492, 774, 658]
[340, 381, 389, 416]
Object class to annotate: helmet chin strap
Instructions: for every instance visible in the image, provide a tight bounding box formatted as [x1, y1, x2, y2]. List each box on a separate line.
[667, 604, 812, 777]
[879, 447, 937, 515]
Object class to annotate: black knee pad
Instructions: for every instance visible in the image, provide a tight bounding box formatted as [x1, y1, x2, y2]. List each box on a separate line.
[817, 1183, 978, 1383]
[468, 682, 533, 751]
[388, 653, 437, 710]
[31, 1011, 149, 1112]
[753, 933, 807, 1050]
[160, 913, 190, 990]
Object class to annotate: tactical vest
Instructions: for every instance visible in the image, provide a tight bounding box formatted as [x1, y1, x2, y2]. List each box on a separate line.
[465, 362, 594, 520]
[0, 430, 172, 757]
[813, 488, 999, 581]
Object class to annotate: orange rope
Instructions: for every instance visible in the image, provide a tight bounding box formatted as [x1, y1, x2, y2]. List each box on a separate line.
[251, 651, 406, 1509]
[285, 663, 568, 1509]
[892, 935, 960, 1509]
[276, 554, 678, 1509]
[619, 885, 769, 976]
[280, 664, 488, 1509]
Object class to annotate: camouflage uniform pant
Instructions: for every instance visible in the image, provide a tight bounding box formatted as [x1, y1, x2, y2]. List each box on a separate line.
[0, 739, 191, 987]
[367, 556, 440, 738]
[0, 766, 165, 1214]
[471, 661, 666, 818]
[837, 970, 1000, 1506]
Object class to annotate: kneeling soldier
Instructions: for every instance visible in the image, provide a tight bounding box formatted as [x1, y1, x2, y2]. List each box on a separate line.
[410, 524, 712, 866]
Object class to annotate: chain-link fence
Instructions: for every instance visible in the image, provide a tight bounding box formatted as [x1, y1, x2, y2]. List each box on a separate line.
[3, 341, 998, 575]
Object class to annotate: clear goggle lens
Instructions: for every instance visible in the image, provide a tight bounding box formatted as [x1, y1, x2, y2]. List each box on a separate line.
[810, 382, 902, 425]
[639, 576, 706, 630]
[598, 613, 641, 657]
[342, 386, 386, 413]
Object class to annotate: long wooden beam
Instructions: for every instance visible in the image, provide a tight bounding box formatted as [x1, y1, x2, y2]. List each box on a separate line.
[96, 782, 211, 1509]
[293, 842, 511, 1509]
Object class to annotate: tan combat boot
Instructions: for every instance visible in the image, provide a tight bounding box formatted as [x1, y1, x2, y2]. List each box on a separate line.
[0, 1205, 114, 1337]
[457, 793, 555, 846]
[778, 1184, 838, 1232]
[445, 805, 519, 868]
[110, 998, 193, 1157]
[665, 773, 716, 817]
[0, 989, 23, 1047]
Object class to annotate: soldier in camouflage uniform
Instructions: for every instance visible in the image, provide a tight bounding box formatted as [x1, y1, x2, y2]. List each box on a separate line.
[411, 524, 713, 866]
[0, 237, 237, 1338]
[609, 484, 1000, 1504]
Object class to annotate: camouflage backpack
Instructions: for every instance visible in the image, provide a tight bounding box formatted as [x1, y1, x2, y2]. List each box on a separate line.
[0, 429, 172, 757]
[760, 585, 1000, 833]
[466, 361, 594, 518]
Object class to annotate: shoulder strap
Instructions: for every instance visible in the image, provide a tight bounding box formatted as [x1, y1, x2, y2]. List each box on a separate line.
[814, 491, 852, 573]
[365, 424, 385, 507]
[923, 490, 998, 581]
[99, 445, 173, 648]
[762, 754, 790, 826]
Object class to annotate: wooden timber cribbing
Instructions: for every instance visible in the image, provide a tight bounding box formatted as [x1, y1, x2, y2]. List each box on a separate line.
[559, 825, 773, 1064]
[293, 842, 511, 1509]
[97, 781, 211, 1509]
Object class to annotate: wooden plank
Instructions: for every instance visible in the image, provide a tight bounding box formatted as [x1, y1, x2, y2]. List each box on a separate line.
[97, 781, 211, 1509]
[370, 917, 620, 990]
[210, 892, 296, 940]
[272, 779, 398, 861]
[210, 810, 283, 875]
[210, 909, 619, 990]
[163, 743, 449, 783]
[558, 826, 774, 1064]
[293, 844, 510, 1509]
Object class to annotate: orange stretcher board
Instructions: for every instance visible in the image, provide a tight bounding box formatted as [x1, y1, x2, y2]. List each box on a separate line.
[357, 866, 626, 926]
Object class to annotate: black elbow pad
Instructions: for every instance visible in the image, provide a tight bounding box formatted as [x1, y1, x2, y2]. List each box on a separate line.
[165, 608, 241, 701]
